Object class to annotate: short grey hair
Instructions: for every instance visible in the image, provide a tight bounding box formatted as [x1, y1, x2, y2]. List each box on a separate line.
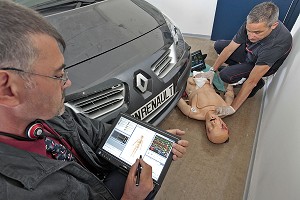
[247, 2, 279, 27]
[0, 0, 65, 73]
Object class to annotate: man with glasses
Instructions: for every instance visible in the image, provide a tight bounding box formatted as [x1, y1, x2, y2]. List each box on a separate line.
[206, 2, 292, 117]
[0, 1, 188, 200]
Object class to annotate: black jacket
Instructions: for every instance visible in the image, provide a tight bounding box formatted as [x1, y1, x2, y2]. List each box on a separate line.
[0, 107, 116, 200]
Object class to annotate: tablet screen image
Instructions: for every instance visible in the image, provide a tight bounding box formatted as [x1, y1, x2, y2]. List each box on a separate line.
[98, 113, 180, 184]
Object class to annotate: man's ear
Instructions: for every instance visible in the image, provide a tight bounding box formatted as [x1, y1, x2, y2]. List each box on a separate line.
[271, 21, 279, 30]
[0, 71, 21, 107]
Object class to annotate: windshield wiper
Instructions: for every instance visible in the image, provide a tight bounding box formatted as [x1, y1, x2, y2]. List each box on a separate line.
[31, 0, 96, 10]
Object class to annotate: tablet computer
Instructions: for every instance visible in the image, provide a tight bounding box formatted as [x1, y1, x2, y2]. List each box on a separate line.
[96, 112, 180, 188]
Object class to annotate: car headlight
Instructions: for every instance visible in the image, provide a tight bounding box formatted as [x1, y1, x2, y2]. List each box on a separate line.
[162, 14, 179, 45]
[162, 13, 187, 63]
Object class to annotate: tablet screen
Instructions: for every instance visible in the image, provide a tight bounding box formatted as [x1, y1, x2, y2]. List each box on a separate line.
[99, 114, 179, 182]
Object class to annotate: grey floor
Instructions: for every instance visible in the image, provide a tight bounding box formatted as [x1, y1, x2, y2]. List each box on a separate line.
[155, 37, 263, 200]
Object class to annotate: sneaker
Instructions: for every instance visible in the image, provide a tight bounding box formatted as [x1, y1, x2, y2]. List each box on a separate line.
[248, 79, 265, 98]
[231, 78, 246, 88]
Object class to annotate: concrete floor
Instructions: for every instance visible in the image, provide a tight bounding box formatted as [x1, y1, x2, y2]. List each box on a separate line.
[155, 37, 263, 200]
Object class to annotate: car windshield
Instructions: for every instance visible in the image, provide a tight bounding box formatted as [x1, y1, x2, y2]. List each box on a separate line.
[14, 0, 96, 10]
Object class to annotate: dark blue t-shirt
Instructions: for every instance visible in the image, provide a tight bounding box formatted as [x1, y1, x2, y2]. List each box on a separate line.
[233, 21, 292, 68]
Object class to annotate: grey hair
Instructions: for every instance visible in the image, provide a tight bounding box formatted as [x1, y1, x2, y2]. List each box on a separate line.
[0, 0, 65, 74]
[247, 2, 279, 27]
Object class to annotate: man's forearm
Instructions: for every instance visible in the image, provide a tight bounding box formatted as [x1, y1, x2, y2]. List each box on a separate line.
[212, 52, 229, 71]
[213, 41, 240, 71]
[231, 64, 269, 111]
[212, 41, 239, 71]
[231, 80, 255, 111]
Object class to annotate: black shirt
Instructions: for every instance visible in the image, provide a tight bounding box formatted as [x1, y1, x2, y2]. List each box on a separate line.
[233, 21, 292, 68]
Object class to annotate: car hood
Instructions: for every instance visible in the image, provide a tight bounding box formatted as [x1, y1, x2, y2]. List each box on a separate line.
[45, 0, 166, 67]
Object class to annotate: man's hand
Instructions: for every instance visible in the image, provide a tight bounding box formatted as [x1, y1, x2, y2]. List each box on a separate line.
[121, 158, 153, 200]
[215, 106, 235, 118]
[194, 70, 214, 84]
[166, 129, 189, 160]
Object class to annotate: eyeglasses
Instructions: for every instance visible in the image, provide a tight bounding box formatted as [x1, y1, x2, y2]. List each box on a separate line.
[0, 67, 69, 86]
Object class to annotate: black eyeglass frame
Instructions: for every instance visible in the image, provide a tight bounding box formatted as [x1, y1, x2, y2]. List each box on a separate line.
[0, 67, 69, 86]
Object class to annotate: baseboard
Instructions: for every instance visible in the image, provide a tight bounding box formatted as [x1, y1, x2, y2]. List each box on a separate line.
[182, 33, 211, 40]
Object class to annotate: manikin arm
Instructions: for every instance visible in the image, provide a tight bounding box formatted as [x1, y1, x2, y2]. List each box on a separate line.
[177, 98, 191, 116]
[215, 84, 235, 118]
[224, 84, 234, 106]
[177, 98, 205, 120]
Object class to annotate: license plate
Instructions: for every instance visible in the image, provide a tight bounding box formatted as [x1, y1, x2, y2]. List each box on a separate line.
[131, 84, 174, 120]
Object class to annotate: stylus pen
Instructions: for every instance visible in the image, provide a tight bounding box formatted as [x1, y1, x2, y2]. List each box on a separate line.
[136, 155, 142, 186]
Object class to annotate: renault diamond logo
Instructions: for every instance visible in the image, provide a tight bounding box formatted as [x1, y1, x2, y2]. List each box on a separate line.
[136, 73, 148, 93]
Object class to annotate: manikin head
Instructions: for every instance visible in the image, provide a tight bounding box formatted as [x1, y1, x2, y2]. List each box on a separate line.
[246, 2, 279, 43]
[205, 111, 229, 144]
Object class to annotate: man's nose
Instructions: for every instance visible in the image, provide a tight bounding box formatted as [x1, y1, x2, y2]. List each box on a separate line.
[248, 33, 255, 40]
[63, 79, 72, 88]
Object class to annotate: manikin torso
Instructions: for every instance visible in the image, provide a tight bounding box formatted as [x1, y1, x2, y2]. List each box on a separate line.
[179, 77, 229, 120]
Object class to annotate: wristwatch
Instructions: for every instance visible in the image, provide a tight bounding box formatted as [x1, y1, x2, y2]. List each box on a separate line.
[209, 67, 215, 72]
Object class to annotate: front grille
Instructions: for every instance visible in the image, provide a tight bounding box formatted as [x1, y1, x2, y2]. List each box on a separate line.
[66, 83, 125, 119]
[151, 44, 177, 78]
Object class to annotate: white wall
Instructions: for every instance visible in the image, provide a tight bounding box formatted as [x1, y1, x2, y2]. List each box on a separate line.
[244, 15, 300, 200]
[145, 0, 217, 37]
